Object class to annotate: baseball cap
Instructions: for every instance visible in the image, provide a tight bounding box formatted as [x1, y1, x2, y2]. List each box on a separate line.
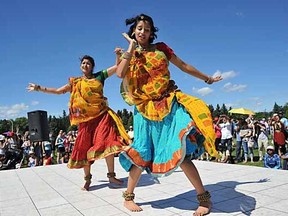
[267, 146, 274, 151]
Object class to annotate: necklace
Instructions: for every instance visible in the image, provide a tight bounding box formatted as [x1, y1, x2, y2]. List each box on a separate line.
[136, 44, 153, 52]
[83, 74, 92, 79]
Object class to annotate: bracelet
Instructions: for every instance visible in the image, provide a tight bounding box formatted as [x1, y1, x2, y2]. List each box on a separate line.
[204, 76, 213, 84]
[122, 52, 132, 60]
[35, 85, 41, 91]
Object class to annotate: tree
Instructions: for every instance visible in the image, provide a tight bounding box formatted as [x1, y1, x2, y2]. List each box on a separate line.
[127, 111, 133, 128]
[272, 102, 282, 114]
[14, 117, 28, 134]
[220, 103, 228, 115]
[121, 109, 130, 129]
[212, 104, 221, 117]
[48, 115, 60, 141]
[283, 103, 288, 117]
[208, 104, 214, 117]
[0, 119, 11, 132]
[117, 110, 122, 119]
[62, 110, 70, 130]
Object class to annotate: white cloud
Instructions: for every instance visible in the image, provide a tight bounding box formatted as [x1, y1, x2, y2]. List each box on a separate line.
[214, 70, 237, 80]
[223, 82, 247, 92]
[192, 87, 213, 96]
[0, 103, 29, 119]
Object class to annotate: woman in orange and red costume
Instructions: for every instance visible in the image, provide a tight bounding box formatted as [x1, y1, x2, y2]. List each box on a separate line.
[27, 48, 130, 191]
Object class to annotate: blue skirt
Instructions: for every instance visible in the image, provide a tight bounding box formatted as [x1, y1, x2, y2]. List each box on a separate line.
[119, 99, 205, 177]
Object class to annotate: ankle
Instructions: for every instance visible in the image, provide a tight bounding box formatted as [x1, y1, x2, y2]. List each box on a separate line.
[196, 191, 212, 214]
[197, 191, 212, 207]
[197, 191, 211, 203]
[123, 191, 135, 201]
[82, 174, 92, 191]
[84, 174, 92, 182]
[107, 172, 116, 178]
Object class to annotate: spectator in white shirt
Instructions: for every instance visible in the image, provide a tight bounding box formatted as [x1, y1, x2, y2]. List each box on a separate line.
[127, 126, 134, 141]
[217, 115, 233, 163]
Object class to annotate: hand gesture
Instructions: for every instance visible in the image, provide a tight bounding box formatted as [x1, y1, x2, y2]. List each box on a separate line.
[206, 75, 223, 84]
[27, 83, 38, 92]
[212, 75, 223, 83]
[114, 47, 123, 56]
[122, 33, 137, 47]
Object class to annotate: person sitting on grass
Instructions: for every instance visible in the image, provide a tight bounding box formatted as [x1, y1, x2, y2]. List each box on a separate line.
[263, 145, 281, 169]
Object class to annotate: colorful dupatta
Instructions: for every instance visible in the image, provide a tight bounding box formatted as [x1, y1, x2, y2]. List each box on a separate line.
[69, 77, 107, 125]
[121, 42, 218, 157]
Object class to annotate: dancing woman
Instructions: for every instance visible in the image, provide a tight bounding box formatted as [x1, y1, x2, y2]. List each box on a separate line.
[27, 48, 131, 191]
[116, 14, 222, 215]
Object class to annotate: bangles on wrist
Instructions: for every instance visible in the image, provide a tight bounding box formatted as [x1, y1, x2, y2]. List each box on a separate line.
[204, 76, 213, 84]
[34, 85, 41, 91]
[122, 52, 132, 60]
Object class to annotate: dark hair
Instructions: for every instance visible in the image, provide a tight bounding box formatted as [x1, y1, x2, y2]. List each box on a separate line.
[80, 55, 95, 71]
[125, 14, 158, 43]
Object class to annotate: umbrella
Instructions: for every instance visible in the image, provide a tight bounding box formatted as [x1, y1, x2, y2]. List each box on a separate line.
[2, 131, 14, 137]
[228, 108, 255, 115]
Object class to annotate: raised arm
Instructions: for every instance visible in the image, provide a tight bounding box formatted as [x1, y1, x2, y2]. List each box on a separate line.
[116, 33, 137, 78]
[115, 47, 123, 66]
[106, 47, 124, 77]
[27, 83, 70, 94]
[170, 54, 222, 84]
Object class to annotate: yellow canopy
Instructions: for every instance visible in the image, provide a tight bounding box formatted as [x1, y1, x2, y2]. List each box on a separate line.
[228, 108, 255, 115]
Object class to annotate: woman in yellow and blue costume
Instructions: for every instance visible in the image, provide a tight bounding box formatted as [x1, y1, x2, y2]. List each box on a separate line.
[116, 14, 222, 215]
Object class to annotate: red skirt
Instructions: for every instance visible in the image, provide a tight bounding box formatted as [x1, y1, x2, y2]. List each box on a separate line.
[67, 111, 128, 169]
[274, 131, 286, 145]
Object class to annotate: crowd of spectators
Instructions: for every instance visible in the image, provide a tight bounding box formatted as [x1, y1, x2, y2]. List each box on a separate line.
[202, 111, 288, 170]
[0, 129, 77, 168]
[1, 112, 288, 170]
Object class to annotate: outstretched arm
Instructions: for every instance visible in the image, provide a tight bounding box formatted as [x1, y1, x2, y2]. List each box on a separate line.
[27, 83, 70, 94]
[106, 47, 124, 77]
[170, 54, 222, 84]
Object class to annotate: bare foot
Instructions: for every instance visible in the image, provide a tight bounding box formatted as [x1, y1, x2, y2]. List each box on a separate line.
[109, 177, 123, 185]
[193, 200, 212, 216]
[124, 200, 143, 212]
[81, 180, 91, 191]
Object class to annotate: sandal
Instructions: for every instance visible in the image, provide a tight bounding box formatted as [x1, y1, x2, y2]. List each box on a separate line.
[81, 174, 92, 191]
[193, 191, 212, 216]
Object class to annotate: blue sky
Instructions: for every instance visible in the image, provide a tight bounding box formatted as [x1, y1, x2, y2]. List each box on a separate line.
[1, 0, 287, 120]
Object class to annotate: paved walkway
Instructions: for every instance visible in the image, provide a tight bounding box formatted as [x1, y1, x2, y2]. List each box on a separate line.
[0, 159, 288, 216]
